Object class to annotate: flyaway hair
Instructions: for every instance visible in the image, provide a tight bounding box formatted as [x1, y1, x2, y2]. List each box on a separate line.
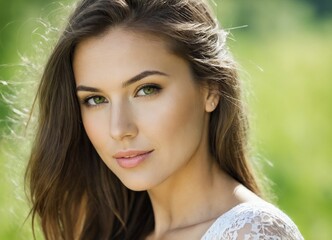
[25, 0, 261, 239]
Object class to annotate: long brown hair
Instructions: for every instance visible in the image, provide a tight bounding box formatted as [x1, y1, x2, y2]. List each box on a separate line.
[25, 0, 261, 239]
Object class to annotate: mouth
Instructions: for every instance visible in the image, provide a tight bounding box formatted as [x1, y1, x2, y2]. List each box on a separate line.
[113, 150, 154, 168]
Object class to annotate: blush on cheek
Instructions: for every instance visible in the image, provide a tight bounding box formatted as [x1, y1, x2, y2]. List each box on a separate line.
[147, 85, 205, 146]
[82, 114, 107, 149]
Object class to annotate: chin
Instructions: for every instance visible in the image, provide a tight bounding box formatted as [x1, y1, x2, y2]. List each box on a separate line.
[120, 177, 160, 192]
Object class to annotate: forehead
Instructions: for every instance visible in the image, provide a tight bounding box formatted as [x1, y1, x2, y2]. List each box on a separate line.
[72, 27, 191, 86]
[75, 27, 173, 58]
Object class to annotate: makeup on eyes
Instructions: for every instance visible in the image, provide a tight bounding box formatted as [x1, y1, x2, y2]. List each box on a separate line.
[77, 81, 163, 108]
[76, 70, 168, 93]
[134, 83, 162, 97]
[82, 95, 108, 107]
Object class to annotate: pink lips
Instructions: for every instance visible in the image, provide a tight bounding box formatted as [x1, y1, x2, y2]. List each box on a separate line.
[113, 150, 153, 168]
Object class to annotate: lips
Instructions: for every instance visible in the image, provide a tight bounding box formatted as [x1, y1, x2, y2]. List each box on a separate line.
[113, 150, 153, 168]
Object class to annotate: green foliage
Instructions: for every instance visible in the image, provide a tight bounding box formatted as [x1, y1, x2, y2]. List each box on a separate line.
[217, 1, 332, 238]
[0, 0, 331, 239]
[231, 31, 332, 240]
[299, 0, 332, 17]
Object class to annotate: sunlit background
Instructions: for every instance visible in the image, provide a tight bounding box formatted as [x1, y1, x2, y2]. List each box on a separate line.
[0, 0, 331, 239]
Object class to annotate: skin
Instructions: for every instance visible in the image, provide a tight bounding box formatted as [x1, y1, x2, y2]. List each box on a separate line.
[73, 28, 261, 239]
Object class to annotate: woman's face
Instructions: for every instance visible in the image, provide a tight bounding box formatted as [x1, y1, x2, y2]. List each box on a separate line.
[74, 28, 216, 191]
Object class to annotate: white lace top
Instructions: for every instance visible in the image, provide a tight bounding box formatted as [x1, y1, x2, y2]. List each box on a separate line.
[201, 201, 304, 240]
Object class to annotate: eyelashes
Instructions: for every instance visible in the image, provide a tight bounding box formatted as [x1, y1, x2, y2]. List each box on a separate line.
[135, 83, 161, 97]
[80, 83, 162, 108]
[82, 96, 108, 107]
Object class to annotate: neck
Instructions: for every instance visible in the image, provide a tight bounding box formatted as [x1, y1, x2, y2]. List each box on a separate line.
[147, 154, 239, 238]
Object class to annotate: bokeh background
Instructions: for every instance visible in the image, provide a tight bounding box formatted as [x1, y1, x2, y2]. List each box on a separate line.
[0, 0, 331, 239]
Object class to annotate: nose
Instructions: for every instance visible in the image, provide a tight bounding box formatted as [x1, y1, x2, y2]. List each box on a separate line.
[109, 102, 138, 141]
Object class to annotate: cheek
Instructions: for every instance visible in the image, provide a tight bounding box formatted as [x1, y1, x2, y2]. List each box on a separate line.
[138, 85, 206, 151]
[81, 110, 108, 150]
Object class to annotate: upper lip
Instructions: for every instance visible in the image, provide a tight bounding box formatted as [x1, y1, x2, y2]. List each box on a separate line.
[112, 150, 154, 159]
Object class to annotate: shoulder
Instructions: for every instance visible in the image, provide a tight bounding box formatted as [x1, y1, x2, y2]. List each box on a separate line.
[201, 201, 304, 240]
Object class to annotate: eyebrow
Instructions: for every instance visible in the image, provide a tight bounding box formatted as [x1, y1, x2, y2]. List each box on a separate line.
[76, 70, 168, 92]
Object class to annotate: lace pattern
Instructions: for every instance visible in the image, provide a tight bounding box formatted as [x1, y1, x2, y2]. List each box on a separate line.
[201, 201, 303, 240]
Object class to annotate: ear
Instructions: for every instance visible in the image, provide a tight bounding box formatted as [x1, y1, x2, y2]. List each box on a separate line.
[203, 85, 220, 112]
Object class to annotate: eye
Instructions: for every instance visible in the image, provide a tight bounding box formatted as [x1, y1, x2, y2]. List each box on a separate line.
[84, 96, 108, 106]
[135, 84, 161, 97]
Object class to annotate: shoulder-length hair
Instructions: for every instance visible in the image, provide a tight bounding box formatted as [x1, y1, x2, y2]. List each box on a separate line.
[26, 0, 261, 239]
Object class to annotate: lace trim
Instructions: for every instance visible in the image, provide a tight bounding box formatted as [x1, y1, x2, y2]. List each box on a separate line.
[201, 201, 303, 240]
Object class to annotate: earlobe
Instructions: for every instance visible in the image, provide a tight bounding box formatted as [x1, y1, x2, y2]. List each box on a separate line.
[205, 91, 220, 113]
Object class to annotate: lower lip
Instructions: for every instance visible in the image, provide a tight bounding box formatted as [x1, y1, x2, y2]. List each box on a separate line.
[115, 151, 152, 168]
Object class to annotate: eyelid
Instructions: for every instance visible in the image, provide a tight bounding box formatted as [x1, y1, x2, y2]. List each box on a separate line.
[77, 82, 162, 105]
[134, 83, 162, 97]
[80, 94, 108, 107]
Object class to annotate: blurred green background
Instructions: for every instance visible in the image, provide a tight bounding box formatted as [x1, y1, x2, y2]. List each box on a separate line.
[0, 0, 331, 239]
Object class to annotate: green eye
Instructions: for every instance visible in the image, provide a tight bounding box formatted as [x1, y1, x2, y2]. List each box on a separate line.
[136, 85, 161, 96]
[143, 86, 156, 95]
[86, 96, 107, 106]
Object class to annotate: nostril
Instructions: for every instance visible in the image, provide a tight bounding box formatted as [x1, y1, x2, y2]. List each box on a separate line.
[109, 113, 138, 141]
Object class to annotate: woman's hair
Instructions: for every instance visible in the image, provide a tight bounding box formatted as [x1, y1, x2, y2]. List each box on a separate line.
[25, 0, 261, 239]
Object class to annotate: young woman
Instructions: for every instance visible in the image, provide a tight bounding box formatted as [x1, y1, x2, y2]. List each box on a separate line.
[25, 0, 304, 239]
